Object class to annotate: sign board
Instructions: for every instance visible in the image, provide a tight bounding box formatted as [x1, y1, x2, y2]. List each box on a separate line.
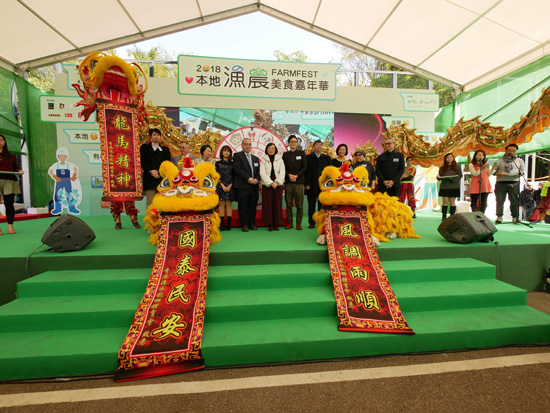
[40, 96, 96, 123]
[178, 55, 340, 100]
[63, 128, 100, 144]
[400, 92, 439, 112]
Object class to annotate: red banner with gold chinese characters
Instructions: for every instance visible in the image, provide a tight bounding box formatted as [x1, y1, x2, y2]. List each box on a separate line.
[324, 207, 414, 334]
[115, 213, 212, 381]
[97, 101, 142, 201]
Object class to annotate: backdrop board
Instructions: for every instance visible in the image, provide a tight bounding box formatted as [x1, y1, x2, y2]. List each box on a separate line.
[54, 72, 437, 216]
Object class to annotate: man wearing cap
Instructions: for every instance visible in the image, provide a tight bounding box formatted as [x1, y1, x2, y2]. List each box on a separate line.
[492, 143, 525, 224]
[351, 149, 376, 191]
[305, 140, 332, 228]
[376, 137, 405, 198]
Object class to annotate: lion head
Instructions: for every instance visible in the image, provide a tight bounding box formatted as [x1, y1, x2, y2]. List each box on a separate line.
[318, 164, 375, 207]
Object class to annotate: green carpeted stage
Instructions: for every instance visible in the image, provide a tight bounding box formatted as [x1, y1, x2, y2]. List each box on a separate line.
[0, 212, 549, 380]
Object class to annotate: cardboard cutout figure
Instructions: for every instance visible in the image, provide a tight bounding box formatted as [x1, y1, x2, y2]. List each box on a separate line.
[48, 147, 82, 215]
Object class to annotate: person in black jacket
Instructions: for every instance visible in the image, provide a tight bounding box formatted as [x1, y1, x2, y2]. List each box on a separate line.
[305, 140, 332, 228]
[376, 137, 405, 198]
[232, 138, 261, 232]
[282, 135, 307, 230]
[520, 183, 536, 220]
[140, 128, 171, 209]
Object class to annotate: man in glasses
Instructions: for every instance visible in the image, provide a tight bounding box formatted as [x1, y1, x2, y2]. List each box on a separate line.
[232, 138, 260, 231]
[376, 137, 405, 198]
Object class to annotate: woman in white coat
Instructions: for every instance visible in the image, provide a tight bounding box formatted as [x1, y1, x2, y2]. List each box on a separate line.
[260, 143, 286, 231]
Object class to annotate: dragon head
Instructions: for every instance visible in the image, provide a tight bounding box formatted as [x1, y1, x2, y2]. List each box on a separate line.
[78, 51, 148, 104]
[318, 164, 374, 207]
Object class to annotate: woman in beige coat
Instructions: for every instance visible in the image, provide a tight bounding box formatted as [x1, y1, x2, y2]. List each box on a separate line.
[260, 143, 286, 231]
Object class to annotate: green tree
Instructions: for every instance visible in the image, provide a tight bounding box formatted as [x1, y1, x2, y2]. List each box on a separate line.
[27, 50, 119, 92]
[126, 44, 179, 78]
[273, 50, 309, 62]
[332, 44, 383, 86]
[333, 44, 454, 107]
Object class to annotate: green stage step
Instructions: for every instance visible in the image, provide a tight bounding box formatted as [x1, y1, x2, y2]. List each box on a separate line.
[0, 257, 549, 380]
[202, 306, 550, 366]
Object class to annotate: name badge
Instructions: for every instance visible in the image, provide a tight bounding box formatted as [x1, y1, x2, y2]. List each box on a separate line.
[254, 163, 259, 167]
[296, 156, 302, 160]
[393, 158, 399, 162]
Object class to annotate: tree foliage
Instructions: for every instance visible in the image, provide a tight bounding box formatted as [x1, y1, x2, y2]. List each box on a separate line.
[126, 44, 179, 78]
[332, 44, 454, 107]
[27, 50, 118, 92]
[273, 50, 309, 62]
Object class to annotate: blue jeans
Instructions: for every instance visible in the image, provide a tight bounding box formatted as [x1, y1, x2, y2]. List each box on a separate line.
[522, 201, 536, 220]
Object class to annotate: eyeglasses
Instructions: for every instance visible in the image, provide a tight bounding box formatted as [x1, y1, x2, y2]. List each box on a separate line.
[383, 142, 394, 146]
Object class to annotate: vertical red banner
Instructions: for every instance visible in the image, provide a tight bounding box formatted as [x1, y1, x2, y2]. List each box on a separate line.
[116, 213, 212, 381]
[325, 207, 413, 334]
[97, 101, 143, 201]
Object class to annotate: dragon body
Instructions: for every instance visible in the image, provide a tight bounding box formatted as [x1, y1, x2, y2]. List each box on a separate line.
[385, 86, 550, 167]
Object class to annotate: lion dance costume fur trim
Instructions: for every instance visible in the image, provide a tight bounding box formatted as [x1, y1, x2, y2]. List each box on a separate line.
[144, 158, 222, 245]
[313, 164, 420, 244]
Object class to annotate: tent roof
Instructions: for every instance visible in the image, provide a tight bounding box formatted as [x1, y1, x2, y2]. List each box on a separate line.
[2, 0, 549, 91]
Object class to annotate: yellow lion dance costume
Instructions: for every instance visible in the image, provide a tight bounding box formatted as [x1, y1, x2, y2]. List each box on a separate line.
[313, 164, 420, 245]
[144, 158, 222, 245]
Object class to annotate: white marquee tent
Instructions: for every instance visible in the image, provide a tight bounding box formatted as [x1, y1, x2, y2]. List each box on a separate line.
[1, 0, 550, 92]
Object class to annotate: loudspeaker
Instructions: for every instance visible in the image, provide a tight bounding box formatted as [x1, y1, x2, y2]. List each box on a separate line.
[41, 215, 96, 252]
[438, 212, 497, 244]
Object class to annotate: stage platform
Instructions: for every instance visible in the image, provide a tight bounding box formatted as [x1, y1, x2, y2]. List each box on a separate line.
[0, 212, 549, 380]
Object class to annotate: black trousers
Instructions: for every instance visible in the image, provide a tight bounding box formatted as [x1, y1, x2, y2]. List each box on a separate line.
[307, 188, 322, 225]
[235, 186, 259, 227]
[2, 194, 15, 224]
[379, 184, 401, 198]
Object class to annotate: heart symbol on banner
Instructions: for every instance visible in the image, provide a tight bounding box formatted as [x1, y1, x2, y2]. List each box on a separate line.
[185, 77, 193, 84]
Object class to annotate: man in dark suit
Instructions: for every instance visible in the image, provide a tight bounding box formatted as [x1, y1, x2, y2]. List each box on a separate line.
[376, 137, 405, 198]
[305, 139, 332, 228]
[140, 128, 171, 209]
[232, 138, 260, 232]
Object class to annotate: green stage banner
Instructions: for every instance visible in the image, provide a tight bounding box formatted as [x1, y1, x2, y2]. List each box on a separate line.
[178, 55, 340, 100]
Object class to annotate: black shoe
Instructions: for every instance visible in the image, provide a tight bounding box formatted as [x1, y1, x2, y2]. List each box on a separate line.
[242, 226, 249, 232]
[115, 223, 122, 230]
[250, 225, 258, 230]
[308, 223, 316, 229]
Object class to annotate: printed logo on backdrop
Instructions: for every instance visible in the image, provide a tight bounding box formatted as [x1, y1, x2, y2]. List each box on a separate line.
[271, 111, 334, 125]
[381, 116, 415, 129]
[400, 92, 439, 112]
[63, 129, 100, 144]
[178, 55, 340, 100]
[40, 96, 96, 123]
